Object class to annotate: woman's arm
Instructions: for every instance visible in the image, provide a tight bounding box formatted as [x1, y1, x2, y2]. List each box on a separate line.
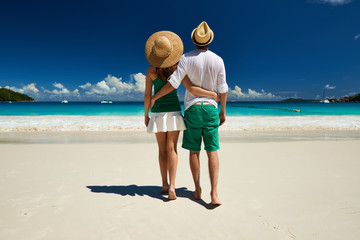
[144, 66, 156, 126]
[182, 75, 219, 101]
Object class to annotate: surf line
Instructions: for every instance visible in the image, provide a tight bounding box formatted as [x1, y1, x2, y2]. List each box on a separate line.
[231, 105, 301, 113]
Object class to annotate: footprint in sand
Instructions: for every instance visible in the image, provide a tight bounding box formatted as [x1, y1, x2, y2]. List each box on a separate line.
[18, 209, 33, 222]
[258, 216, 297, 239]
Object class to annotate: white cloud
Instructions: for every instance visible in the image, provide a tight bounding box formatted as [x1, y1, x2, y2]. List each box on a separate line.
[81, 74, 146, 100]
[6, 83, 39, 94]
[4, 73, 146, 101]
[132, 73, 146, 92]
[355, 34, 360, 40]
[324, 84, 336, 89]
[52, 88, 70, 95]
[79, 82, 92, 89]
[53, 83, 65, 89]
[21, 83, 39, 93]
[94, 80, 113, 94]
[310, 0, 353, 5]
[47, 82, 73, 96]
[228, 86, 282, 101]
[40, 84, 79, 100]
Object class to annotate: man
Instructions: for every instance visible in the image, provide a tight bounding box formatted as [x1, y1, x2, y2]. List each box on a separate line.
[151, 21, 228, 205]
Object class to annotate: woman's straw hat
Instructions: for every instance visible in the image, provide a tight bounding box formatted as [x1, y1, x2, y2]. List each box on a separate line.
[145, 31, 184, 68]
[191, 21, 214, 46]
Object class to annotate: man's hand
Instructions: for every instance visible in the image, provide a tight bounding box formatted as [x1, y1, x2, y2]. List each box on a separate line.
[219, 112, 226, 126]
[216, 93, 220, 102]
[211, 92, 220, 102]
[144, 115, 150, 127]
[150, 98, 155, 110]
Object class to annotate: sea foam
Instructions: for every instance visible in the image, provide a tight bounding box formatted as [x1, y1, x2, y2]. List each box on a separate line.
[1, 115, 360, 132]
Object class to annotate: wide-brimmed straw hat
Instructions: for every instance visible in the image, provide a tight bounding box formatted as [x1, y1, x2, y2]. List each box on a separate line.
[191, 21, 214, 46]
[145, 31, 183, 68]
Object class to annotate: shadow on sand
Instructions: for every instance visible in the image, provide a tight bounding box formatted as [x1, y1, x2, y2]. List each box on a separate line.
[87, 185, 218, 210]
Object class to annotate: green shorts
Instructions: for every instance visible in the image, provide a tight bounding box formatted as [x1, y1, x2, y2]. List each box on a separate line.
[182, 103, 220, 152]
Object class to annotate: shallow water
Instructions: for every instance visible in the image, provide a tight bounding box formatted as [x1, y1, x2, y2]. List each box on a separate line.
[1, 101, 360, 116]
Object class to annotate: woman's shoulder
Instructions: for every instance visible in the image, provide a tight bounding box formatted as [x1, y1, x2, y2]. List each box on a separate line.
[147, 66, 158, 80]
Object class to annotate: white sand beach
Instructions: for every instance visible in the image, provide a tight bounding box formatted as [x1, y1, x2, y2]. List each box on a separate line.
[1, 136, 360, 239]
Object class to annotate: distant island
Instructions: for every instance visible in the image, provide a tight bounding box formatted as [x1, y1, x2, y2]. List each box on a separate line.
[281, 98, 317, 103]
[282, 93, 360, 103]
[333, 93, 360, 103]
[0, 88, 36, 102]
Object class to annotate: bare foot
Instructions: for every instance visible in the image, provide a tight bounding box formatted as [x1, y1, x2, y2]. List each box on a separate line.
[168, 186, 177, 200]
[193, 187, 202, 200]
[211, 192, 222, 205]
[161, 185, 169, 194]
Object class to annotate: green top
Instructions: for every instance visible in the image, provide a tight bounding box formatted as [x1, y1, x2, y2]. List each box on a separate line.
[151, 77, 181, 113]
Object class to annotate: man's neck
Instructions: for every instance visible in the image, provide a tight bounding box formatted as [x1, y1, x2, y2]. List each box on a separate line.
[196, 45, 208, 50]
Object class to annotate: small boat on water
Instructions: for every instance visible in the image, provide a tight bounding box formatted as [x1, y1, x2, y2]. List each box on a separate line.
[320, 88, 330, 103]
[320, 99, 330, 104]
[61, 100, 69, 104]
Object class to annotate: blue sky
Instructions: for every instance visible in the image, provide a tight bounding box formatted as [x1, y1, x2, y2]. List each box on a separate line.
[0, 0, 359, 101]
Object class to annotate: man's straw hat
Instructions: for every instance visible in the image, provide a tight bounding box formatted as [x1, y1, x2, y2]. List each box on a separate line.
[145, 31, 183, 68]
[191, 21, 214, 46]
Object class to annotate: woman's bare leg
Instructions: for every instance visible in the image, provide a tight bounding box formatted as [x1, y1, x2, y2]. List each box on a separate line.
[166, 130, 180, 200]
[155, 132, 168, 193]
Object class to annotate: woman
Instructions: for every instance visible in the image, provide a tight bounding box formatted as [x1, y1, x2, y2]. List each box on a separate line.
[144, 31, 218, 200]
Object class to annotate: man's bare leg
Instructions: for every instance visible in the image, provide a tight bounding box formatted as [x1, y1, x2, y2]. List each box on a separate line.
[207, 150, 222, 205]
[155, 132, 169, 193]
[167, 131, 180, 200]
[190, 150, 202, 199]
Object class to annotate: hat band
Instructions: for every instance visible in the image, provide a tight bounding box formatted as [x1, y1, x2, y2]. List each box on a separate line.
[193, 32, 213, 46]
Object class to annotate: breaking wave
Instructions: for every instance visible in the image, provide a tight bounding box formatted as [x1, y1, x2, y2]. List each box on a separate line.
[1, 115, 360, 132]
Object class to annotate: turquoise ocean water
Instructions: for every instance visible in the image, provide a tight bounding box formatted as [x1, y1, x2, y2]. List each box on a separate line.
[1, 101, 360, 116]
[1, 101, 360, 142]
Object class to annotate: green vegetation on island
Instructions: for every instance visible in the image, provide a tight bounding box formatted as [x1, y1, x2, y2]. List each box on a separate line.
[0, 88, 35, 102]
[281, 98, 317, 102]
[338, 93, 360, 102]
[282, 93, 360, 103]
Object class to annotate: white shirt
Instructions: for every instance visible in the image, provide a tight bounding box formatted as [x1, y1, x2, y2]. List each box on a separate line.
[168, 49, 228, 111]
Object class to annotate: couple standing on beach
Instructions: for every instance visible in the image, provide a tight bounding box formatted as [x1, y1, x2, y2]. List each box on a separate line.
[144, 21, 228, 205]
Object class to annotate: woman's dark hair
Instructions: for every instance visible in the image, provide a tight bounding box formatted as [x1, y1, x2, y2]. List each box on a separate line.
[157, 64, 177, 81]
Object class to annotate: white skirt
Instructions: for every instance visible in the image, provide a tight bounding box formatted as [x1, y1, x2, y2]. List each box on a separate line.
[147, 111, 187, 133]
